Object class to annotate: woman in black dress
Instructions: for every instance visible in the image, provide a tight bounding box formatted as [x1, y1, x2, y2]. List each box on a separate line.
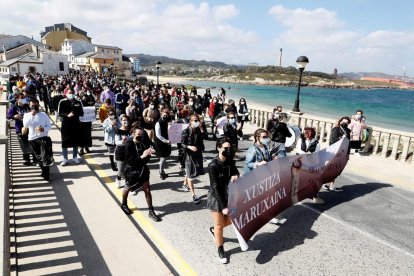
[206, 137, 239, 264]
[121, 125, 161, 222]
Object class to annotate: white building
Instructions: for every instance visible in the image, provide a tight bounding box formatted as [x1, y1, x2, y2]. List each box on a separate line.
[129, 57, 140, 73]
[0, 34, 50, 62]
[61, 38, 95, 66]
[0, 46, 68, 76]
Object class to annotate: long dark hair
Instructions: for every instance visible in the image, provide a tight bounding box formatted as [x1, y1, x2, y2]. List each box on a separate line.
[337, 116, 351, 126]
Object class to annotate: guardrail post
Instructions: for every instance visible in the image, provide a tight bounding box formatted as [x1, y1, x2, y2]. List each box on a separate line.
[319, 122, 327, 143]
[372, 131, 381, 154]
[400, 137, 411, 162]
[381, 133, 391, 158]
[263, 112, 269, 130]
[390, 135, 400, 160]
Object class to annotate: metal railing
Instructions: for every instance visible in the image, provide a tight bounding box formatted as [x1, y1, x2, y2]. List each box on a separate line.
[249, 108, 414, 164]
[0, 90, 10, 275]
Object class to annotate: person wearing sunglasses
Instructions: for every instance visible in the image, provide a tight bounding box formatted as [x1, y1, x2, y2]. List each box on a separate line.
[180, 114, 205, 204]
[206, 137, 239, 264]
[244, 128, 286, 225]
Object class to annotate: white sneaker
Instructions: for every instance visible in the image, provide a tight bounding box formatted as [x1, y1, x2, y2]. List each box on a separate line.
[313, 197, 325, 205]
[269, 218, 287, 225]
[72, 157, 80, 164]
[61, 159, 68, 166]
[116, 178, 122, 188]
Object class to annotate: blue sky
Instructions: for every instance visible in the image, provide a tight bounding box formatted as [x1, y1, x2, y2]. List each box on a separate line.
[1, 0, 413, 76]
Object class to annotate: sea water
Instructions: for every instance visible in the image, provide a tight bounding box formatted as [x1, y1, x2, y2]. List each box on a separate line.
[181, 80, 414, 133]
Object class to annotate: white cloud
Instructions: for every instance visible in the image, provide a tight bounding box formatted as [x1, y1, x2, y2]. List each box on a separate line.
[0, 0, 257, 65]
[213, 4, 239, 21]
[268, 5, 414, 75]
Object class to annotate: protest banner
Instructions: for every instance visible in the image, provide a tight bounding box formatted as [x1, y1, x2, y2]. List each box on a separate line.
[227, 137, 349, 251]
[168, 122, 189, 144]
[216, 116, 227, 136]
[80, 106, 96, 123]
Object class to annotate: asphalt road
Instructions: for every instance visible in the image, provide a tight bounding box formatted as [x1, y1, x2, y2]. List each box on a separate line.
[86, 121, 414, 275]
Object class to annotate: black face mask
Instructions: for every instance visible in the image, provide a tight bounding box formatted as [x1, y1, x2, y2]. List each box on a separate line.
[30, 105, 39, 111]
[340, 123, 348, 128]
[222, 148, 234, 159]
[162, 116, 170, 122]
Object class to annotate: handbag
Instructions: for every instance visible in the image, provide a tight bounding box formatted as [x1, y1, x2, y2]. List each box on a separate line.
[21, 127, 29, 136]
[123, 163, 144, 185]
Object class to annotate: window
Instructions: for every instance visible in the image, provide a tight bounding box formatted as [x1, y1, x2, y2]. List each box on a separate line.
[59, 62, 64, 71]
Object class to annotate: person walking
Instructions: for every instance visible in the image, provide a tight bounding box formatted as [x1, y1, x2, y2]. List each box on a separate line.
[223, 112, 239, 150]
[206, 137, 239, 264]
[121, 126, 161, 222]
[181, 114, 205, 203]
[142, 101, 159, 141]
[154, 107, 172, 180]
[23, 98, 54, 181]
[99, 98, 114, 123]
[114, 115, 130, 188]
[266, 113, 292, 158]
[102, 109, 118, 171]
[7, 96, 34, 165]
[58, 89, 84, 166]
[237, 98, 249, 140]
[323, 116, 351, 191]
[78, 92, 95, 155]
[295, 127, 324, 204]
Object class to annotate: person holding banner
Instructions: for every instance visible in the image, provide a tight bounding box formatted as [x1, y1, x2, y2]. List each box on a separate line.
[206, 137, 239, 264]
[243, 128, 286, 224]
[181, 114, 205, 204]
[295, 127, 324, 204]
[323, 116, 351, 191]
[266, 113, 292, 158]
[155, 107, 172, 180]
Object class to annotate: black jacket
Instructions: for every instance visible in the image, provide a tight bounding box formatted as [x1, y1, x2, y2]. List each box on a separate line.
[267, 119, 291, 143]
[181, 127, 205, 153]
[330, 126, 351, 145]
[206, 157, 239, 211]
[223, 122, 238, 145]
[125, 136, 152, 169]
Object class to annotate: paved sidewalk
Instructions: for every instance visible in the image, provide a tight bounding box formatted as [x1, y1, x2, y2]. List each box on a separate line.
[8, 121, 172, 275]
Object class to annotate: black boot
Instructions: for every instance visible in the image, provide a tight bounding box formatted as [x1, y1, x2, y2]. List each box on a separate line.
[110, 156, 118, 171]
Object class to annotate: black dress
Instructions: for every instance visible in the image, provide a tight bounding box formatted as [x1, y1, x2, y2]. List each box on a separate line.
[79, 97, 95, 148]
[206, 157, 239, 212]
[58, 98, 84, 148]
[124, 138, 151, 190]
[181, 127, 205, 179]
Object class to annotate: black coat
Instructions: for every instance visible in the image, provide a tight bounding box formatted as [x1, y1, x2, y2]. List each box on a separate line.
[330, 126, 351, 153]
[223, 122, 238, 146]
[206, 157, 239, 211]
[267, 120, 291, 143]
[58, 98, 84, 148]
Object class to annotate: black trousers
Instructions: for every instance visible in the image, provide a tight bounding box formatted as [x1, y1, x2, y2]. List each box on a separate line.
[29, 137, 53, 179]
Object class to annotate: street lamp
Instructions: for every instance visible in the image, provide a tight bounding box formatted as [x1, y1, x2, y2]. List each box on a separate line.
[292, 56, 309, 113]
[156, 61, 161, 86]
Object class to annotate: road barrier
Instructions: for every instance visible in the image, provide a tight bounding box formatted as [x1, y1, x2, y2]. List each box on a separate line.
[249, 108, 414, 164]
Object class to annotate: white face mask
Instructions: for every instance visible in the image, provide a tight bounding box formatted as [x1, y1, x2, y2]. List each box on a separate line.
[229, 118, 236, 124]
[192, 121, 199, 128]
[355, 114, 362, 119]
[149, 104, 155, 109]
[67, 94, 74, 100]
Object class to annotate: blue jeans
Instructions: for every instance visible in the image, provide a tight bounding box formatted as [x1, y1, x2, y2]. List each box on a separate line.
[277, 150, 287, 158]
[62, 147, 78, 160]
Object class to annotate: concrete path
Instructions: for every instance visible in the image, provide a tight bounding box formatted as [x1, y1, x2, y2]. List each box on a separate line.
[8, 121, 172, 275]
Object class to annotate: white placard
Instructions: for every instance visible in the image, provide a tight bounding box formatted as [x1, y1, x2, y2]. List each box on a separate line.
[216, 116, 228, 136]
[168, 122, 189, 144]
[80, 106, 96, 122]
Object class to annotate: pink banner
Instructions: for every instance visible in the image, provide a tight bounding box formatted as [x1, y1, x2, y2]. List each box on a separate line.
[228, 137, 349, 251]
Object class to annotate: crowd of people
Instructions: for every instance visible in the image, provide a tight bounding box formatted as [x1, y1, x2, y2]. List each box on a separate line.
[5, 70, 367, 264]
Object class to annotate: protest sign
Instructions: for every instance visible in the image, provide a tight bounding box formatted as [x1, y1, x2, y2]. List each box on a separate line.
[168, 122, 189, 144]
[216, 116, 227, 136]
[80, 106, 96, 123]
[228, 137, 349, 251]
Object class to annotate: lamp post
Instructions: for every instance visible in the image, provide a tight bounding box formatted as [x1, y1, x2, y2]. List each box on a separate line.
[156, 61, 161, 87]
[292, 56, 309, 113]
